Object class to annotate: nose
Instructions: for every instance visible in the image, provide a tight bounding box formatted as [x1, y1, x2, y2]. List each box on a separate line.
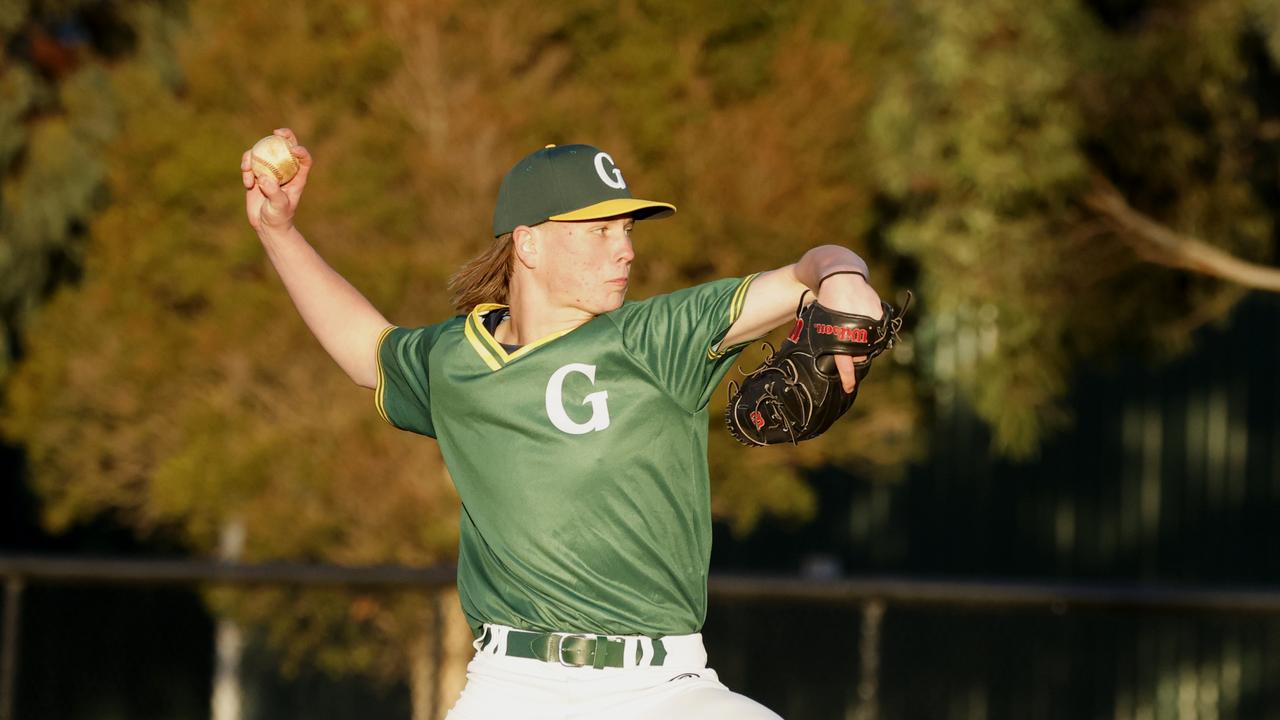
[614, 235, 635, 265]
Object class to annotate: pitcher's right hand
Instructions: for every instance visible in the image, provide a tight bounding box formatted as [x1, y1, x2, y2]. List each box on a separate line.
[242, 127, 312, 233]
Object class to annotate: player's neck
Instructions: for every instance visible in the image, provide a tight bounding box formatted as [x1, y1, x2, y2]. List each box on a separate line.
[496, 277, 594, 346]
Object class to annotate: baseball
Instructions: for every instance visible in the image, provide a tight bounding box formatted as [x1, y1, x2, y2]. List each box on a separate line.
[250, 134, 299, 185]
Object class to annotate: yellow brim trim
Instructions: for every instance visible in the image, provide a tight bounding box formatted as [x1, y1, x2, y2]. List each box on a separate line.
[548, 198, 676, 222]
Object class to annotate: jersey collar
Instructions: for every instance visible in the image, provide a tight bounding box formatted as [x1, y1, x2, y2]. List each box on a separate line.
[463, 304, 575, 371]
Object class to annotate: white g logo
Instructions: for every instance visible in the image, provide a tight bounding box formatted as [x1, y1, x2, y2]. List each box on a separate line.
[593, 152, 627, 190]
[545, 363, 611, 435]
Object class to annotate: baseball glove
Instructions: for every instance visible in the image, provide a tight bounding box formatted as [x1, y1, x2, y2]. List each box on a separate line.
[725, 292, 908, 446]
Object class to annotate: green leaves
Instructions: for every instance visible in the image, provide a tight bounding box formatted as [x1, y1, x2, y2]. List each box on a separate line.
[867, 0, 1276, 455]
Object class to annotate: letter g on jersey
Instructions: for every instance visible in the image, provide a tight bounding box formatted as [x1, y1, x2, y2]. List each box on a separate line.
[545, 363, 611, 435]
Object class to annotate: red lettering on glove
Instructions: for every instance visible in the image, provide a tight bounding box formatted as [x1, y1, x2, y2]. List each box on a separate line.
[815, 323, 869, 344]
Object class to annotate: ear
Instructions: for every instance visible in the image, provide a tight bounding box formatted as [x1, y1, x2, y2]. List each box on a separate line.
[513, 225, 538, 269]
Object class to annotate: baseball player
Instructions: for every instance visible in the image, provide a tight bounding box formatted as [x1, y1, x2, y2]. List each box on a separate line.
[241, 129, 887, 719]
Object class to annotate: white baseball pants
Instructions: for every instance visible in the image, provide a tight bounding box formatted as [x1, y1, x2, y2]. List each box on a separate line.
[445, 625, 783, 720]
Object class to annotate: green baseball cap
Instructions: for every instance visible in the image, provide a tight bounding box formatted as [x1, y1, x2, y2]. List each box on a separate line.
[492, 144, 676, 237]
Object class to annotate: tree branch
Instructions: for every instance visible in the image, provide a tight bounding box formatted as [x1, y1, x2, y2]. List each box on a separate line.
[1084, 182, 1280, 293]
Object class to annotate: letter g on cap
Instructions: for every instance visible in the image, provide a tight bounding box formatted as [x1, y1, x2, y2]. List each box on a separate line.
[594, 152, 627, 190]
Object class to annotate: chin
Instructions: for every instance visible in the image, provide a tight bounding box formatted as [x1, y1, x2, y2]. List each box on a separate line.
[590, 294, 626, 315]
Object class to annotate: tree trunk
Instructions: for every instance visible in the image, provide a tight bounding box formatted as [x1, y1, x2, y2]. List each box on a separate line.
[1086, 182, 1280, 293]
[436, 588, 473, 717]
[849, 599, 885, 720]
[210, 520, 246, 720]
[210, 620, 245, 720]
[408, 587, 473, 720]
[409, 633, 434, 720]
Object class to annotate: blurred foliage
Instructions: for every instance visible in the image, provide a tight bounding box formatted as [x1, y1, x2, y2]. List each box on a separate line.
[2, 0, 1278, 695]
[3, 0, 466, 686]
[870, 0, 1278, 455]
[0, 0, 174, 382]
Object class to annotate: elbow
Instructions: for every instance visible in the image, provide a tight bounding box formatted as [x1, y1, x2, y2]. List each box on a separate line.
[808, 243, 854, 255]
[800, 243, 853, 259]
[797, 245, 869, 288]
[348, 361, 379, 390]
[804, 244, 865, 266]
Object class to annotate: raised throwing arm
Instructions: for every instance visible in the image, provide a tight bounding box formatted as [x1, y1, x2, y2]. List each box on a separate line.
[241, 128, 390, 389]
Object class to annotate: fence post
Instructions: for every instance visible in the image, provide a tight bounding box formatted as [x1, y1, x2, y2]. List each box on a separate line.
[210, 521, 246, 720]
[1, 575, 24, 720]
[850, 598, 885, 720]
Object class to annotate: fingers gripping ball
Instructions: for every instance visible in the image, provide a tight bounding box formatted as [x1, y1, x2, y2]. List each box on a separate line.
[725, 294, 909, 446]
[250, 134, 300, 185]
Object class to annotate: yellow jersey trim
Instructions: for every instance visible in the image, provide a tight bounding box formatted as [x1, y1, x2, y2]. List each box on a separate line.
[463, 304, 575, 371]
[463, 309, 503, 371]
[374, 325, 397, 425]
[707, 273, 761, 360]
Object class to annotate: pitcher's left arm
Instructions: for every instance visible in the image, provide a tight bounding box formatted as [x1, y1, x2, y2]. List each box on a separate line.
[719, 245, 884, 393]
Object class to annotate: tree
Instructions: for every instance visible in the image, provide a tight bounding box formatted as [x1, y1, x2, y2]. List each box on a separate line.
[0, 0, 177, 383]
[867, 0, 1278, 455]
[6, 0, 470, 713]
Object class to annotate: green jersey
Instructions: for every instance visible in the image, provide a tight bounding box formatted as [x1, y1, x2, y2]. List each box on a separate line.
[376, 275, 758, 637]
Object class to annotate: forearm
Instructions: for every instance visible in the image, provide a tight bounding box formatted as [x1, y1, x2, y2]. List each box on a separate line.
[792, 244, 870, 291]
[719, 245, 877, 349]
[259, 226, 389, 388]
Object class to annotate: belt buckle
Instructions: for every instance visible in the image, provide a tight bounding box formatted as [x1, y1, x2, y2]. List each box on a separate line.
[554, 633, 598, 667]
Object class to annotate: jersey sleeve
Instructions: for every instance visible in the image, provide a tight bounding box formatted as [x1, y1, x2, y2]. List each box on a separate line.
[610, 274, 759, 412]
[375, 322, 451, 437]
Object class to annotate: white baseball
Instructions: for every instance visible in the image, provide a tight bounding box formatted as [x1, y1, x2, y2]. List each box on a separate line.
[250, 134, 300, 185]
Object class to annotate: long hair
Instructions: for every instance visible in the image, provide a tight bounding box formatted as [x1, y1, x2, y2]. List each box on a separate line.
[448, 233, 514, 313]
